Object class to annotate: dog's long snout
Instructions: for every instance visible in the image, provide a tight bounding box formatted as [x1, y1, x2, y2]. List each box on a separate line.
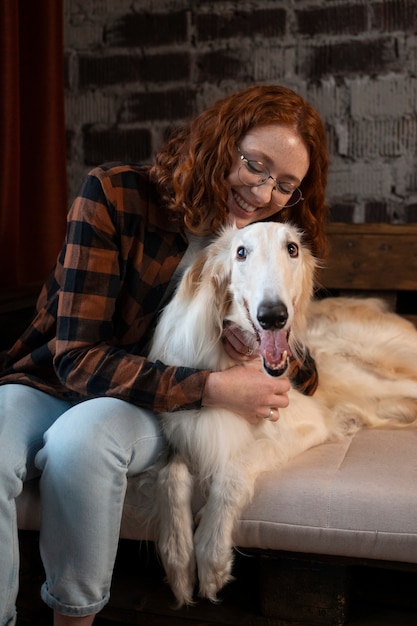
[257, 301, 288, 330]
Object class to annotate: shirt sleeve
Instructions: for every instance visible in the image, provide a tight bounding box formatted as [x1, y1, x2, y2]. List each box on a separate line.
[287, 348, 319, 396]
[53, 168, 210, 413]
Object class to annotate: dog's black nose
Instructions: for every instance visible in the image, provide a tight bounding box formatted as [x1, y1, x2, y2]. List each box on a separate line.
[257, 301, 288, 330]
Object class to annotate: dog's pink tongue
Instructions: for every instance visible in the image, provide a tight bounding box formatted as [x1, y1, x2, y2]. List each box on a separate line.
[259, 330, 291, 369]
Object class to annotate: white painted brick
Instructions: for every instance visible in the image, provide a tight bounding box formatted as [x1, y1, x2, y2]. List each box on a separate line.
[403, 160, 417, 195]
[353, 205, 365, 223]
[334, 122, 349, 156]
[327, 162, 393, 199]
[307, 78, 348, 121]
[347, 118, 417, 158]
[64, 0, 131, 20]
[64, 23, 105, 50]
[350, 75, 417, 119]
[66, 93, 118, 126]
[253, 45, 287, 82]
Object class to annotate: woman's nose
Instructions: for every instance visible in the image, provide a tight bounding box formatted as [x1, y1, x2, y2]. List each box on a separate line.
[249, 179, 275, 205]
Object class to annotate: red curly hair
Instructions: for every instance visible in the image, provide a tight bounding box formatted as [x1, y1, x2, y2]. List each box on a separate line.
[150, 84, 329, 259]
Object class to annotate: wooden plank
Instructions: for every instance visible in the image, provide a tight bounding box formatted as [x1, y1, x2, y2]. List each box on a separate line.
[258, 554, 350, 626]
[325, 223, 417, 236]
[320, 224, 417, 291]
[99, 540, 283, 626]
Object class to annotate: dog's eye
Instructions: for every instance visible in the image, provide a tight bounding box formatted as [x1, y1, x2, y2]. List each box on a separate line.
[287, 242, 299, 258]
[236, 246, 247, 260]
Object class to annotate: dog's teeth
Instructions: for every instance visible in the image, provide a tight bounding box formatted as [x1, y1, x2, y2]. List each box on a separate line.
[266, 351, 289, 371]
[276, 351, 288, 369]
[265, 350, 289, 374]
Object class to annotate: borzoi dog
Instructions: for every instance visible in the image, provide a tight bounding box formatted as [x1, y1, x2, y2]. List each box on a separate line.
[142, 221, 417, 607]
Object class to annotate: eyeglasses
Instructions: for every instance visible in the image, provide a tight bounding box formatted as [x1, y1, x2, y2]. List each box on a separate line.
[237, 146, 303, 208]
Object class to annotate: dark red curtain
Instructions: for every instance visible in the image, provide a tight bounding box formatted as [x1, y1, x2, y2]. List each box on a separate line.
[0, 0, 67, 290]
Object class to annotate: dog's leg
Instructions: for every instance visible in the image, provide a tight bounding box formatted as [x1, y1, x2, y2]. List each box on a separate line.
[156, 453, 196, 606]
[194, 438, 283, 602]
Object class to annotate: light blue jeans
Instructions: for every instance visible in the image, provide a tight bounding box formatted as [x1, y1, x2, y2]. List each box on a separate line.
[0, 384, 165, 625]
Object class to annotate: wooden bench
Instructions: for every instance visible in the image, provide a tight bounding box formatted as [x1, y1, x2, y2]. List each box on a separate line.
[10, 223, 417, 625]
[319, 222, 417, 327]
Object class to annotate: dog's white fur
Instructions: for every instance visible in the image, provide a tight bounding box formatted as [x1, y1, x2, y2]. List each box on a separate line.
[140, 222, 417, 607]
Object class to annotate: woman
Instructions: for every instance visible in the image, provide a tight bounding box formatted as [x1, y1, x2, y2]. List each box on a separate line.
[0, 84, 328, 625]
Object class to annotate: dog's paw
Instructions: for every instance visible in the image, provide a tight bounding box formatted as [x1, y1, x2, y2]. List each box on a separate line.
[194, 528, 235, 602]
[197, 554, 235, 602]
[159, 526, 196, 607]
[160, 546, 196, 607]
[169, 574, 196, 608]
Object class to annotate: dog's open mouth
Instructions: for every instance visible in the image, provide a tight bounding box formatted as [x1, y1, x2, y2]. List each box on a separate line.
[259, 329, 291, 377]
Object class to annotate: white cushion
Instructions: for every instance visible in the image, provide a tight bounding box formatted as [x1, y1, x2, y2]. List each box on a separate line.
[17, 427, 417, 564]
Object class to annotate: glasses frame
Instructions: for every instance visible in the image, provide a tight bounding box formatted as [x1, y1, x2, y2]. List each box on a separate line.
[236, 146, 304, 208]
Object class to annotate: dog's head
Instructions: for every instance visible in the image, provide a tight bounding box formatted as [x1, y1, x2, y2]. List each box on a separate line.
[210, 222, 317, 377]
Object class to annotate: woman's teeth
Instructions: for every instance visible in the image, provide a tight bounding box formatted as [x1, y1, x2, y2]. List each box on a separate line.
[233, 190, 257, 213]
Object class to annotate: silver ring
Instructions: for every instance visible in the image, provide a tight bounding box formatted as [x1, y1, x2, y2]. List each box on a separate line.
[265, 408, 274, 420]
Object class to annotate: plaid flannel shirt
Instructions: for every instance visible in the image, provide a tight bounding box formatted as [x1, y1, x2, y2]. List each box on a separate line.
[0, 163, 210, 412]
[0, 163, 318, 410]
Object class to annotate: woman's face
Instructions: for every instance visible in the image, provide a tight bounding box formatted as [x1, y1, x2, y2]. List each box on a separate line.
[225, 124, 310, 228]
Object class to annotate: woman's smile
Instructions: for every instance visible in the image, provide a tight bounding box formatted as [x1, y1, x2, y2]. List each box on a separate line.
[231, 189, 259, 214]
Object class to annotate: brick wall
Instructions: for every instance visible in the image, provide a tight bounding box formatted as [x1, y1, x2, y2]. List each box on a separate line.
[64, 0, 417, 224]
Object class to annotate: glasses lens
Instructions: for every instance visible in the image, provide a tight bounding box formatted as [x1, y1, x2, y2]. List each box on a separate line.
[238, 160, 269, 186]
[272, 187, 303, 208]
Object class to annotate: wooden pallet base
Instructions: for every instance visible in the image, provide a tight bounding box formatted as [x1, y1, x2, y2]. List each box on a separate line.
[17, 532, 417, 626]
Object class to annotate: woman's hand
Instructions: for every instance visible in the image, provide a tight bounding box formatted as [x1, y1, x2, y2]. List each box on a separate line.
[202, 360, 290, 425]
[222, 321, 259, 362]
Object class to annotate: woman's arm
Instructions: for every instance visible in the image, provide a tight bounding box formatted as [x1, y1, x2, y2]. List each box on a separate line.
[53, 166, 209, 413]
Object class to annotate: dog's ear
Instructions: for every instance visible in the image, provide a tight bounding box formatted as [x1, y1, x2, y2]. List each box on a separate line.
[198, 229, 236, 332]
[178, 227, 236, 333]
[179, 237, 232, 306]
[291, 242, 317, 358]
[299, 248, 317, 311]
[180, 250, 209, 301]
[207, 228, 236, 290]
[208, 269, 233, 338]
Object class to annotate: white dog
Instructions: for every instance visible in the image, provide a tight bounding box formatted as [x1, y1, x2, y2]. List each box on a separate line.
[140, 222, 417, 607]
